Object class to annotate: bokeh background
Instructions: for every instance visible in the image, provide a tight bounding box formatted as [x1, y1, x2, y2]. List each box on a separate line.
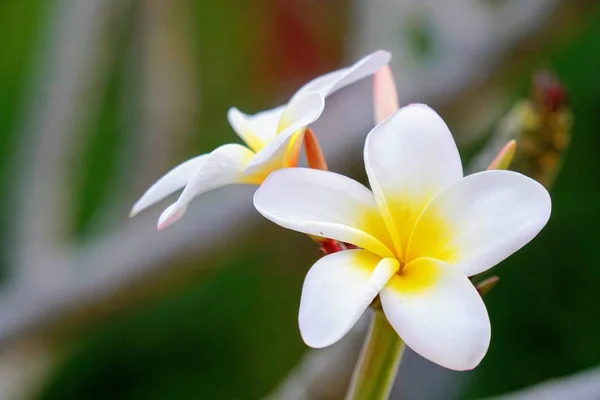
[0, 0, 599, 399]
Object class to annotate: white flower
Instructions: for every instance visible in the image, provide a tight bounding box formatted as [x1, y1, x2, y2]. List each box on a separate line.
[253, 104, 551, 371]
[130, 50, 391, 229]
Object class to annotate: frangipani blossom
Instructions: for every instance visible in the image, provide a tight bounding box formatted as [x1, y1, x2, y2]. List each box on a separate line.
[130, 50, 391, 229]
[254, 104, 551, 371]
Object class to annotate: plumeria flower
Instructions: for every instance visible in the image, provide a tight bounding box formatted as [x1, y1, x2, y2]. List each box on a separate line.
[253, 104, 551, 370]
[130, 50, 391, 229]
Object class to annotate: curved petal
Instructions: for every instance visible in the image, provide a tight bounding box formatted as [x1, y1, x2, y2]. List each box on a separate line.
[157, 144, 255, 229]
[299, 250, 398, 348]
[406, 170, 551, 276]
[292, 50, 392, 101]
[364, 104, 463, 259]
[380, 257, 491, 371]
[227, 106, 285, 151]
[227, 108, 267, 152]
[253, 168, 395, 258]
[229, 50, 390, 156]
[276, 91, 325, 133]
[130, 154, 208, 217]
[243, 92, 325, 180]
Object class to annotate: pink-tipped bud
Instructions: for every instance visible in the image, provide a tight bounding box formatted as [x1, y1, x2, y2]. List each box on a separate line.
[373, 65, 399, 123]
[304, 128, 328, 171]
[487, 140, 517, 171]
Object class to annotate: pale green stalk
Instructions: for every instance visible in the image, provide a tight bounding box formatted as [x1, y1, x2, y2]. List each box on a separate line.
[345, 309, 405, 400]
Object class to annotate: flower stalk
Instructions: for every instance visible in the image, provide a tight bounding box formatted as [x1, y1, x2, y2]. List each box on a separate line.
[345, 310, 405, 400]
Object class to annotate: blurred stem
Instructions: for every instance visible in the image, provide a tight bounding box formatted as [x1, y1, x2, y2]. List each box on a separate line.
[345, 310, 404, 400]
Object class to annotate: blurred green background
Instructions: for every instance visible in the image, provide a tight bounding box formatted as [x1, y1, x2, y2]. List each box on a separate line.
[1, 1, 600, 399]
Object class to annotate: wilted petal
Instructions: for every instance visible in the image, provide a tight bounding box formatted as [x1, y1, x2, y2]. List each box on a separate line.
[253, 168, 395, 258]
[406, 170, 551, 276]
[157, 143, 255, 229]
[130, 154, 208, 217]
[299, 250, 398, 348]
[380, 257, 491, 371]
[364, 104, 463, 258]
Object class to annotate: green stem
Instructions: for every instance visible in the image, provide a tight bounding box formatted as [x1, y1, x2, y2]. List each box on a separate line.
[345, 309, 405, 400]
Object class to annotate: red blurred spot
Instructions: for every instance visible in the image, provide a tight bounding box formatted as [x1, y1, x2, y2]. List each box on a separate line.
[533, 71, 568, 112]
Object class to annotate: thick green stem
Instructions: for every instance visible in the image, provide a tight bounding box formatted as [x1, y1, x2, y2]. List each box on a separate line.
[345, 309, 405, 400]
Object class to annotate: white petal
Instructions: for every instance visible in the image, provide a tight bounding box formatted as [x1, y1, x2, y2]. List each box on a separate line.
[157, 143, 255, 229]
[292, 50, 392, 101]
[227, 108, 268, 152]
[157, 203, 187, 230]
[130, 154, 208, 217]
[380, 257, 491, 371]
[227, 106, 285, 151]
[228, 50, 390, 155]
[243, 92, 325, 180]
[276, 91, 326, 133]
[249, 105, 286, 134]
[407, 170, 551, 276]
[364, 104, 463, 258]
[299, 250, 398, 348]
[253, 168, 395, 258]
